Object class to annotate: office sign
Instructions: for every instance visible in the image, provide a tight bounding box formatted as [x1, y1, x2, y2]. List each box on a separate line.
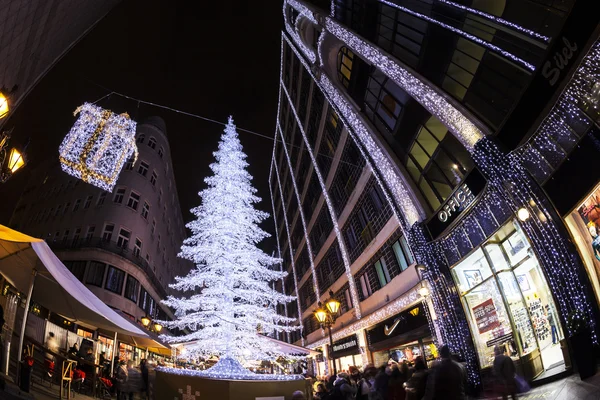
[426, 169, 486, 238]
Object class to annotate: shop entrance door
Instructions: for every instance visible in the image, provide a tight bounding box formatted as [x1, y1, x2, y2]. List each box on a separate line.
[452, 220, 564, 377]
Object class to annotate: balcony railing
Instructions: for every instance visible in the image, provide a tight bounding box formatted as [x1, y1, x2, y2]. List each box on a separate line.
[48, 238, 167, 299]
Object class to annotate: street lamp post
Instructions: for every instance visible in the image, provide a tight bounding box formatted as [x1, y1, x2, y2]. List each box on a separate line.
[314, 290, 341, 376]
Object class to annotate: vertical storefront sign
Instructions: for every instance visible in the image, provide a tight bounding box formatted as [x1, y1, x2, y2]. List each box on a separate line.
[473, 299, 500, 334]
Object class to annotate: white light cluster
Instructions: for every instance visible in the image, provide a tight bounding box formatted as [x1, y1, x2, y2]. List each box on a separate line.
[276, 123, 322, 305]
[325, 18, 486, 151]
[377, 0, 535, 71]
[307, 285, 422, 349]
[59, 103, 137, 192]
[287, 0, 317, 23]
[438, 0, 551, 42]
[273, 153, 306, 345]
[157, 357, 304, 381]
[283, 1, 317, 64]
[317, 29, 326, 67]
[517, 38, 600, 184]
[280, 82, 362, 319]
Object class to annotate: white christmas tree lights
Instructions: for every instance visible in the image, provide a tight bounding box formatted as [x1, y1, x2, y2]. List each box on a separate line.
[158, 117, 299, 379]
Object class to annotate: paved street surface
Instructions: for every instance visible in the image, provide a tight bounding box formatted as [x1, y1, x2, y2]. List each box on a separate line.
[480, 373, 600, 399]
[0, 379, 95, 400]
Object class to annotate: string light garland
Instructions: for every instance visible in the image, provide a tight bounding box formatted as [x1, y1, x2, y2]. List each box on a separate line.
[472, 137, 598, 342]
[324, 18, 487, 150]
[279, 82, 362, 319]
[273, 149, 306, 346]
[517, 38, 600, 184]
[283, 1, 317, 64]
[275, 123, 322, 305]
[437, 0, 551, 42]
[58, 103, 137, 192]
[269, 170, 291, 343]
[376, 0, 535, 71]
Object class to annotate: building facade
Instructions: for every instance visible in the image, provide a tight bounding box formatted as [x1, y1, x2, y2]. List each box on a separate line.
[9, 117, 191, 332]
[271, 0, 600, 390]
[0, 0, 121, 116]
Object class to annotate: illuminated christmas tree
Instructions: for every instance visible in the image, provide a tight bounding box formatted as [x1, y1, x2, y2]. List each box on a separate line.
[159, 117, 297, 374]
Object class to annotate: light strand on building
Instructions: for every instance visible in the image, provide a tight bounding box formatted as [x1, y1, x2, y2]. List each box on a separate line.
[473, 138, 598, 343]
[437, 0, 551, 42]
[269, 168, 291, 343]
[376, 0, 535, 70]
[283, 1, 317, 64]
[275, 121, 322, 305]
[281, 30, 481, 384]
[280, 80, 362, 319]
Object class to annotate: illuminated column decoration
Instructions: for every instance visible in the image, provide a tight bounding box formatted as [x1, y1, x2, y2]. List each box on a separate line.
[473, 137, 598, 342]
[273, 152, 305, 346]
[280, 82, 361, 319]
[59, 103, 137, 192]
[275, 123, 321, 306]
[269, 168, 291, 343]
[323, 19, 486, 150]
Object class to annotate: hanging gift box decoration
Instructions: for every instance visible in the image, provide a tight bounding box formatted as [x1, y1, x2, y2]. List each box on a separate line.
[59, 103, 138, 192]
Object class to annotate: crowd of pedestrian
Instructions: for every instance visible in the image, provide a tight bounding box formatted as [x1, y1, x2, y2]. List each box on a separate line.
[305, 344, 524, 400]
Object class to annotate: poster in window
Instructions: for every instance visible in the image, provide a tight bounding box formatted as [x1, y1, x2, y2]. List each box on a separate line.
[576, 187, 600, 262]
[473, 299, 500, 334]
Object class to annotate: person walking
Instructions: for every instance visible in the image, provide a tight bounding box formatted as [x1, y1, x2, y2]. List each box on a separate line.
[387, 365, 407, 400]
[357, 365, 377, 400]
[140, 358, 149, 397]
[405, 357, 428, 400]
[292, 390, 307, 400]
[314, 382, 330, 399]
[424, 345, 466, 400]
[331, 372, 357, 400]
[114, 359, 129, 400]
[493, 346, 517, 400]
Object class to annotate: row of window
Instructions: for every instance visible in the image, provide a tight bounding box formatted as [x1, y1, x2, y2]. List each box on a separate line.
[47, 222, 172, 284]
[136, 134, 165, 159]
[64, 260, 164, 320]
[294, 232, 414, 336]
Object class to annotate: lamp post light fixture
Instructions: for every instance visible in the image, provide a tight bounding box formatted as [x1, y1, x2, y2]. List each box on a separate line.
[313, 290, 341, 376]
[416, 264, 430, 298]
[0, 91, 9, 119]
[153, 322, 163, 333]
[0, 129, 26, 183]
[141, 315, 151, 327]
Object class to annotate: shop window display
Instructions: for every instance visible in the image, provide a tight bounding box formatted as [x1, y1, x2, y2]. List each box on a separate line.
[451, 220, 564, 374]
[565, 184, 600, 305]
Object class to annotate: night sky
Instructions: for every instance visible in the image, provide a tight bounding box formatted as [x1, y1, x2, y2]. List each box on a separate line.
[0, 0, 284, 252]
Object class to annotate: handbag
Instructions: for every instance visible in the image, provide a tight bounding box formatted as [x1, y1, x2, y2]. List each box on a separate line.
[514, 375, 530, 393]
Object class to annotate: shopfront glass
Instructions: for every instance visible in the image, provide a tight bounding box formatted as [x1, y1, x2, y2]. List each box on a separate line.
[451, 220, 564, 373]
[372, 339, 438, 368]
[565, 183, 600, 305]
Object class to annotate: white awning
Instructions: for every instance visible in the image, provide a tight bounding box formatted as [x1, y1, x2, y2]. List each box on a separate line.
[0, 224, 164, 344]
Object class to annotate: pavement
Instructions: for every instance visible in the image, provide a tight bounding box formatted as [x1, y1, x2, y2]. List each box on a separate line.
[2, 370, 600, 399]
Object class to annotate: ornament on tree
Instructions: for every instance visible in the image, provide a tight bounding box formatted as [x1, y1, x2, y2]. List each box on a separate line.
[59, 103, 137, 192]
[158, 116, 299, 378]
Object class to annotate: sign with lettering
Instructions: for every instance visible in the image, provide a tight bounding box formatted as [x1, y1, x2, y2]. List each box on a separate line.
[496, 2, 600, 150]
[330, 334, 359, 358]
[426, 169, 487, 238]
[367, 304, 428, 347]
[473, 299, 500, 334]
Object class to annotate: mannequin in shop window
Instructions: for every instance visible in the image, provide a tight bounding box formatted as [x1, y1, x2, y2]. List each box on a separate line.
[587, 222, 600, 261]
